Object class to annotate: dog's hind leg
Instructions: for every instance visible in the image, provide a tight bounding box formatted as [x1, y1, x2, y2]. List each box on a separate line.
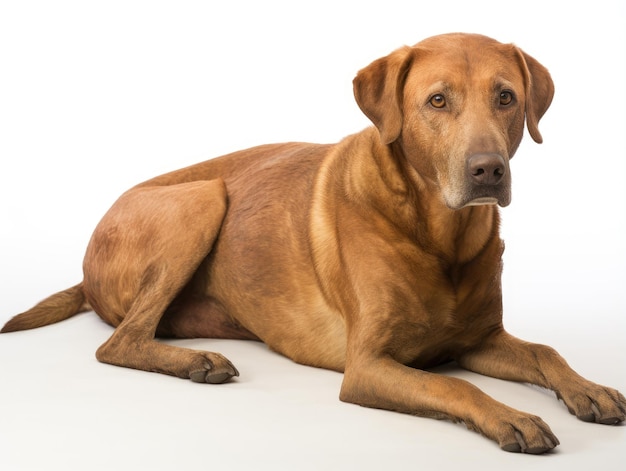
[85, 178, 238, 383]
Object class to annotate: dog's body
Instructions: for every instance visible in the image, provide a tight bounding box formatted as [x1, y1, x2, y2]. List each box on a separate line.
[3, 33, 624, 453]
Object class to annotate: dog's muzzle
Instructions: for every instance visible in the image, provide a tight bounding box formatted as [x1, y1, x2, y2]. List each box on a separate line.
[462, 153, 511, 208]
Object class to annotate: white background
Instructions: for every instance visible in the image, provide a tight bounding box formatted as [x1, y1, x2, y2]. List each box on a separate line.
[1, 1, 624, 469]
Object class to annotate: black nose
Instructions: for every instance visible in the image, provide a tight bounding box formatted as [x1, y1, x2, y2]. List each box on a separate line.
[467, 153, 506, 185]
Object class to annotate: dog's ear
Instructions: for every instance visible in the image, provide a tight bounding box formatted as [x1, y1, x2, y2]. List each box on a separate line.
[353, 46, 415, 144]
[514, 48, 555, 144]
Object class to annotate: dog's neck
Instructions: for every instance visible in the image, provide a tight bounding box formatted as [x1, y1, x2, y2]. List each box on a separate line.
[335, 127, 500, 266]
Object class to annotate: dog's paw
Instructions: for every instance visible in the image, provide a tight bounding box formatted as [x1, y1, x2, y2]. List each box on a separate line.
[558, 384, 626, 425]
[188, 352, 239, 384]
[489, 413, 559, 454]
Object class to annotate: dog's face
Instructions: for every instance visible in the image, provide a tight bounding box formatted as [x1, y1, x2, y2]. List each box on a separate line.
[354, 33, 554, 210]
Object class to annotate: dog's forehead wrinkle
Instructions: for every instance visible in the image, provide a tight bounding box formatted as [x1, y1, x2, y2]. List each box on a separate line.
[417, 41, 523, 95]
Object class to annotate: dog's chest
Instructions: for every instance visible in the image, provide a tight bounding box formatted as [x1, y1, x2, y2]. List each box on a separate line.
[381, 266, 499, 368]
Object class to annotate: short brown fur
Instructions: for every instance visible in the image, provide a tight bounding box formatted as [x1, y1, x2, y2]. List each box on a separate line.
[3, 33, 624, 452]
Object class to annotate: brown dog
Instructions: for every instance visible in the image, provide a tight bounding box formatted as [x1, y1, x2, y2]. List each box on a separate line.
[2, 33, 624, 453]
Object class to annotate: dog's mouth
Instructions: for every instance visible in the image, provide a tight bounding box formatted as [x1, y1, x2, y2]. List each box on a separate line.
[444, 184, 511, 210]
[464, 197, 499, 206]
[466, 185, 511, 208]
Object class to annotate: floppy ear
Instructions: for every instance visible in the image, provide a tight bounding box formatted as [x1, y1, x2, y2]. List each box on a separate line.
[514, 48, 555, 144]
[353, 46, 415, 144]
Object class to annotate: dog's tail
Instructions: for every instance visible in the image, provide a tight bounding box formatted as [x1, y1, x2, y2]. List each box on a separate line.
[1, 283, 91, 333]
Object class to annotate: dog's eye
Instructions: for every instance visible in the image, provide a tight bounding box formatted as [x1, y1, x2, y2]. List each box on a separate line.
[499, 91, 514, 106]
[429, 94, 446, 109]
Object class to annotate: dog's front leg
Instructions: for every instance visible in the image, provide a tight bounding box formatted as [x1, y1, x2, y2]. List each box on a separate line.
[339, 354, 559, 453]
[457, 329, 626, 424]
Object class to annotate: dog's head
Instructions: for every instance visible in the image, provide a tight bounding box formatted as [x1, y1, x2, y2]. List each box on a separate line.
[353, 33, 554, 209]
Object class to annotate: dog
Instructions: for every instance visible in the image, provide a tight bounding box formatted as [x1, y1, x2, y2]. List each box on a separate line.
[2, 33, 624, 453]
